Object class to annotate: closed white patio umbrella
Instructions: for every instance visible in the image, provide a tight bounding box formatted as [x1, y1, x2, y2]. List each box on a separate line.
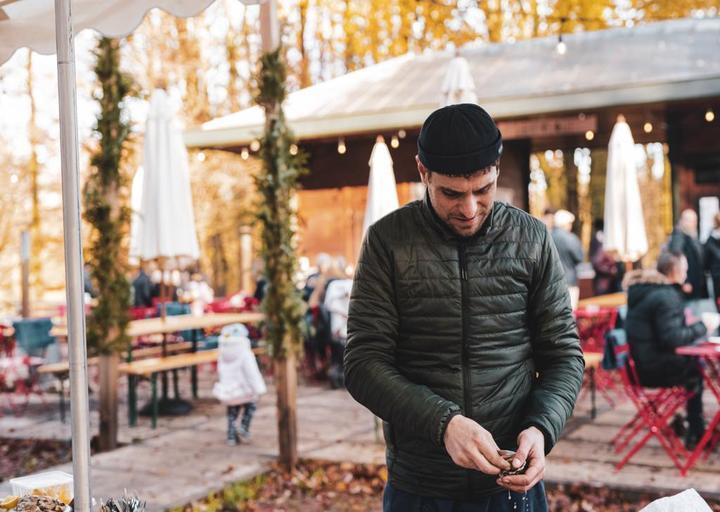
[363, 135, 399, 236]
[603, 115, 648, 263]
[440, 54, 478, 107]
[131, 88, 200, 265]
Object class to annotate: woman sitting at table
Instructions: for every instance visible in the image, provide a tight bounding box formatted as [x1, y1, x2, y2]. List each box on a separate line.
[624, 251, 720, 449]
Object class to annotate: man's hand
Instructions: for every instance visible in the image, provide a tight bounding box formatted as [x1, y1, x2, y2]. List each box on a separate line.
[497, 426, 545, 493]
[443, 415, 511, 475]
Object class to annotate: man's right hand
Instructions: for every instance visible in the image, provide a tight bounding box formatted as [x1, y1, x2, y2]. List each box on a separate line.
[443, 415, 511, 475]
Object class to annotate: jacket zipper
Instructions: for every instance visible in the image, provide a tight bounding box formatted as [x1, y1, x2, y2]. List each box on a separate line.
[458, 242, 473, 498]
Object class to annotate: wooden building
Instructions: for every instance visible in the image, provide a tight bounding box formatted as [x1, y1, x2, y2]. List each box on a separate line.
[186, 17, 720, 268]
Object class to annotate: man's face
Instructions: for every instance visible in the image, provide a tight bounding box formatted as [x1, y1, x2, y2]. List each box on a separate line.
[680, 210, 698, 236]
[417, 156, 499, 237]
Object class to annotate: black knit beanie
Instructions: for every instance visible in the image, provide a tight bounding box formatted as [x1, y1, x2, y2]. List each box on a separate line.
[417, 103, 503, 176]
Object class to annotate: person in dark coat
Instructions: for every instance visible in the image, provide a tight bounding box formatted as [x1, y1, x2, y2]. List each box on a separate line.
[590, 219, 619, 296]
[132, 267, 154, 308]
[669, 208, 707, 300]
[624, 251, 719, 448]
[345, 104, 584, 511]
[704, 212, 720, 312]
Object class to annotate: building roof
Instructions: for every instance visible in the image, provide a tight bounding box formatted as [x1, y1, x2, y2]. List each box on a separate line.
[185, 16, 720, 148]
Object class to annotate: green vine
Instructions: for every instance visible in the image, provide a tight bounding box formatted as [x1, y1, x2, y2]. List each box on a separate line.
[83, 37, 133, 355]
[254, 47, 306, 360]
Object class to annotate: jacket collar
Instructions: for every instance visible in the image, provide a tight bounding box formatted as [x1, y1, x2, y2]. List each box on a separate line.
[622, 269, 671, 288]
[420, 190, 496, 243]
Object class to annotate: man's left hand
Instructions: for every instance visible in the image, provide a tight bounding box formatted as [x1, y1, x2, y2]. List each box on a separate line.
[496, 426, 545, 493]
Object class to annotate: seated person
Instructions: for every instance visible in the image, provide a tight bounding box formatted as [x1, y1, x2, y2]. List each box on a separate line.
[624, 251, 720, 448]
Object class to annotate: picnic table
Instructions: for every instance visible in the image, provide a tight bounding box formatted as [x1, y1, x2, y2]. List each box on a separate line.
[122, 346, 266, 428]
[577, 292, 626, 309]
[48, 312, 264, 420]
[676, 340, 720, 475]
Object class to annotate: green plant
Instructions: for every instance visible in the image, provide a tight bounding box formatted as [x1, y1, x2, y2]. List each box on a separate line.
[83, 37, 134, 355]
[253, 47, 306, 360]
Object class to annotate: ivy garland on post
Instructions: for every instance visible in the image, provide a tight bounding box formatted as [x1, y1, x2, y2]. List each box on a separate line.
[254, 47, 306, 470]
[83, 37, 133, 451]
[254, 47, 306, 360]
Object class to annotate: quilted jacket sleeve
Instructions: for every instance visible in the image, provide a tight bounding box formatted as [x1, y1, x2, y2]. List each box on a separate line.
[522, 227, 585, 452]
[344, 224, 462, 447]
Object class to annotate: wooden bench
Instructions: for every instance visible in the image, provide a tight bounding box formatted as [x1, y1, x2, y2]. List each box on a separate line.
[122, 347, 266, 428]
[37, 342, 194, 422]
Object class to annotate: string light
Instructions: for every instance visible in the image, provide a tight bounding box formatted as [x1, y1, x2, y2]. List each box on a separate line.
[250, 139, 260, 152]
[706, 109, 715, 122]
[390, 135, 400, 148]
[196, 151, 206, 162]
[337, 137, 346, 154]
[585, 130, 594, 141]
[241, 148, 249, 160]
[643, 122, 653, 133]
[398, 129, 407, 139]
[289, 144, 298, 155]
[10, 174, 18, 184]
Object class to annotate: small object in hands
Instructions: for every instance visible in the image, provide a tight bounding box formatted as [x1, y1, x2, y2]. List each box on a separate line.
[14, 495, 66, 512]
[497, 449, 527, 477]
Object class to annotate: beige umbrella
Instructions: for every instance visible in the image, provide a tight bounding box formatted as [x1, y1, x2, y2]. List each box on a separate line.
[603, 115, 648, 264]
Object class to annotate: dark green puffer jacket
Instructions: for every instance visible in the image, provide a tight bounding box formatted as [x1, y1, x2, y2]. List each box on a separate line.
[344, 195, 584, 500]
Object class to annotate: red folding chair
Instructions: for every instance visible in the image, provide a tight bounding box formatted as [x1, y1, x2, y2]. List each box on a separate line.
[576, 306, 622, 407]
[613, 355, 691, 474]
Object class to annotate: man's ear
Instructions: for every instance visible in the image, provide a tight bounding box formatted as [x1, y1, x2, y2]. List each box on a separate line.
[416, 155, 430, 186]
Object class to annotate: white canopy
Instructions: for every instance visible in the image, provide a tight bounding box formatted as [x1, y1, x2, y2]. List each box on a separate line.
[603, 116, 648, 262]
[0, 2, 257, 510]
[131, 89, 200, 264]
[362, 136, 399, 236]
[0, 0, 263, 65]
[440, 55, 478, 106]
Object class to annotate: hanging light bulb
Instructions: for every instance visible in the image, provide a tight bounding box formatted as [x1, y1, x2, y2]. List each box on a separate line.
[706, 108, 716, 122]
[289, 144, 298, 156]
[585, 130, 594, 141]
[241, 148, 249, 160]
[337, 137, 347, 154]
[556, 34, 567, 55]
[398, 129, 407, 139]
[250, 139, 260, 152]
[390, 135, 400, 148]
[643, 122, 653, 133]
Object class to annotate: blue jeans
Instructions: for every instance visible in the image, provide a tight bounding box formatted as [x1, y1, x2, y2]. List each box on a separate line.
[383, 481, 548, 512]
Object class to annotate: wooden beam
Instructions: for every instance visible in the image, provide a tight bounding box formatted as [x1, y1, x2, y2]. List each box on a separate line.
[498, 115, 597, 140]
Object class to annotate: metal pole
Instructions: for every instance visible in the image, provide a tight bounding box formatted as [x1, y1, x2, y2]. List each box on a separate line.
[54, 0, 92, 509]
[259, 0, 279, 52]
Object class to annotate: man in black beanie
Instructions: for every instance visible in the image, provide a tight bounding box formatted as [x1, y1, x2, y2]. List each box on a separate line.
[345, 104, 583, 511]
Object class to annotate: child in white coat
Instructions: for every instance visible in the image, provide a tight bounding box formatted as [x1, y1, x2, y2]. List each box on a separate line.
[212, 324, 266, 445]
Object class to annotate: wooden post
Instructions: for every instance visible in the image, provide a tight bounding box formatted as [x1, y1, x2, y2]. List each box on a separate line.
[274, 353, 298, 469]
[98, 351, 119, 451]
[20, 230, 30, 318]
[259, 0, 298, 472]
